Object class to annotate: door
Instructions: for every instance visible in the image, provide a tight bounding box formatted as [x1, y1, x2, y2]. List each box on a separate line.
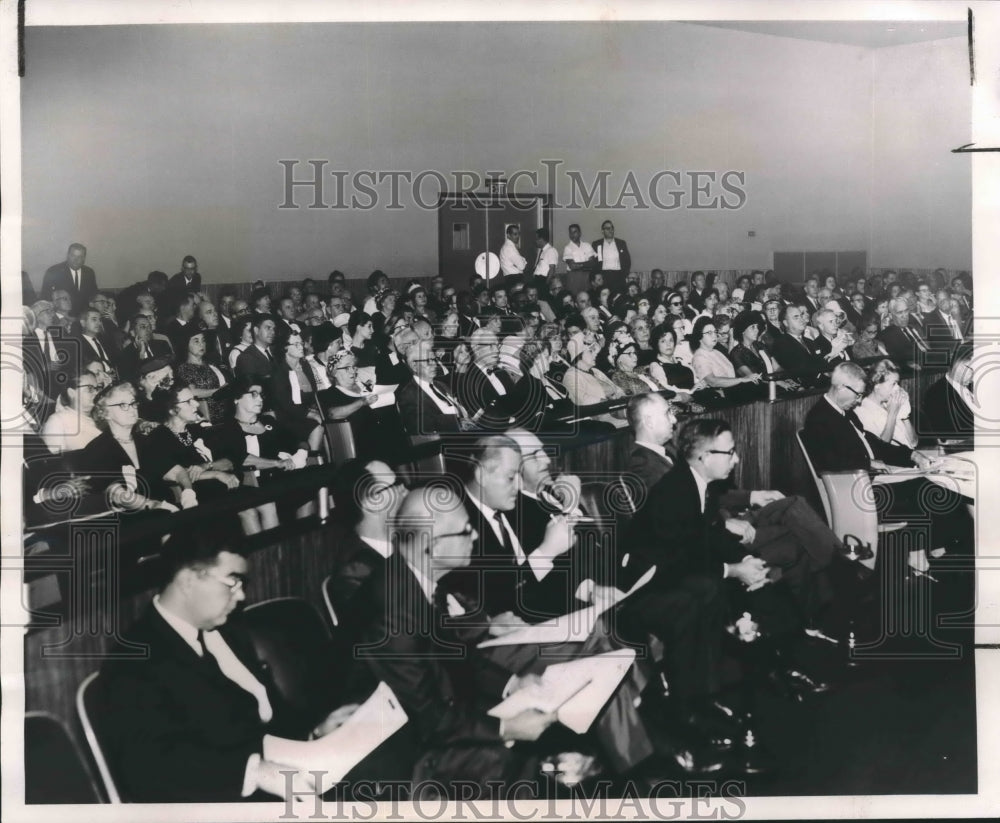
[438, 193, 551, 287]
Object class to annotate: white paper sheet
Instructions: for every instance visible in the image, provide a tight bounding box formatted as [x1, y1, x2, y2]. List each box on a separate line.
[487, 649, 635, 735]
[262, 681, 407, 794]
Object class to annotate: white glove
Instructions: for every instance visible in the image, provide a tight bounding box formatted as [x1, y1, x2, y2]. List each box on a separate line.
[180, 489, 199, 509]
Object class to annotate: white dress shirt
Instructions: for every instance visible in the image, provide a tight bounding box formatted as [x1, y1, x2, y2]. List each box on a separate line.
[465, 487, 554, 580]
[499, 239, 527, 275]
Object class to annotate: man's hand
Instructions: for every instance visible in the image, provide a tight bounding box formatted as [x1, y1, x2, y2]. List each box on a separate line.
[506, 673, 543, 694]
[500, 709, 556, 743]
[912, 452, 932, 471]
[870, 459, 889, 473]
[727, 556, 768, 588]
[537, 513, 578, 559]
[724, 518, 756, 545]
[488, 611, 529, 636]
[312, 703, 360, 738]
[749, 490, 784, 507]
[256, 759, 318, 801]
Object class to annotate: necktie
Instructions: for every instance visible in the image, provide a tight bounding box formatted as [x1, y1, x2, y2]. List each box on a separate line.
[196, 630, 221, 673]
[93, 337, 110, 364]
[906, 327, 929, 353]
[492, 510, 518, 561]
[264, 348, 273, 363]
[427, 380, 458, 411]
[72, 269, 80, 289]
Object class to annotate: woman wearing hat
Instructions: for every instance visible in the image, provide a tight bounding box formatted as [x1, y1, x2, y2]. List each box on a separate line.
[608, 338, 661, 396]
[325, 347, 406, 462]
[176, 324, 230, 424]
[562, 335, 627, 427]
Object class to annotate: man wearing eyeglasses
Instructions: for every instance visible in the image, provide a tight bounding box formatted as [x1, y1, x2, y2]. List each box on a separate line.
[453, 328, 517, 430]
[624, 418, 840, 705]
[99, 525, 363, 802]
[804, 362, 971, 558]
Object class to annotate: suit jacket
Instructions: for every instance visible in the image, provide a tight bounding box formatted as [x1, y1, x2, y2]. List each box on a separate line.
[771, 333, 826, 384]
[802, 395, 914, 473]
[442, 489, 577, 623]
[590, 237, 632, 279]
[621, 462, 747, 592]
[98, 605, 310, 802]
[396, 378, 463, 436]
[503, 373, 575, 431]
[117, 338, 174, 381]
[921, 376, 973, 439]
[878, 324, 927, 363]
[454, 366, 517, 430]
[41, 262, 98, 312]
[168, 271, 202, 293]
[355, 553, 520, 781]
[235, 344, 275, 384]
[626, 444, 674, 494]
[809, 334, 850, 365]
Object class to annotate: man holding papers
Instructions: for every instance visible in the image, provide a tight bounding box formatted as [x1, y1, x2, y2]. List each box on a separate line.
[99, 524, 376, 802]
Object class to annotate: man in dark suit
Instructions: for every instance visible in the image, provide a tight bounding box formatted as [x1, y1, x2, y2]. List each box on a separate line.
[41, 243, 98, 313]
[625, 393, 676, 495]
[809, 309, 852, 365]
[920, 346, 974, 441]
[98, 526, 351, 802]
[117, 313, 173, 381]
[801, 275, 823, 317]
[803, 362, 971, 556]
[591, 220, 632, 293]
[354, 486, 561, 785]
[197, 299, 230, 364]
[878, 299, 930, 367]
[168, 254, 203, 294]
[770, 304, 828, 386]
[74, 307, 119, 378]
[453, 328, 517, 430]
[163, 292, 199, 356]
[234, 315, 277, 383]
[622, 420, 836, 707]
[396, 340, 472, 436]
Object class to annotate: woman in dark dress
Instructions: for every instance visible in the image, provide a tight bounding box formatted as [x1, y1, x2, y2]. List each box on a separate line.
[145, 380, 241, 505]
[176, 326, 231, 424]
[76, 381, 183, 523]
[205, 376, 307, 529]
[647, 325, 696, 395]
[324, 348, 407, 463]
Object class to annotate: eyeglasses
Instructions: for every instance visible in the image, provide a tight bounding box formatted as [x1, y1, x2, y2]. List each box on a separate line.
[704, 448, 737, 457]
[839, 384, 865, 398]
[106, 400, 139, 410]
[436, 522, 475, 540]
[204, 571, 247, 593]
[243, 390, 264, 399]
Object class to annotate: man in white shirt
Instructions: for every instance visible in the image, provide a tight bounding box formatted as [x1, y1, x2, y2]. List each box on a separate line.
[530, 228, 560, 278]
[41, 371, 102, 453]
[498, 224, 527, 277]
[562, 223, 598, 272]
[626, 393, 677, 493]
[77, 307, 117, 376]
[591, 220, 632, 292]
[98, 526, 355, 802]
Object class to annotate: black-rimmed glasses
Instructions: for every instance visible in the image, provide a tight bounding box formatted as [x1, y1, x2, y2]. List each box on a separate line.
[704, 448, 737, 457]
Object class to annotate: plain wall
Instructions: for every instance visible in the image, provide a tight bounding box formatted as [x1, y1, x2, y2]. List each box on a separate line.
[20, 22, 970, 289]
[869, 37, 972, 270]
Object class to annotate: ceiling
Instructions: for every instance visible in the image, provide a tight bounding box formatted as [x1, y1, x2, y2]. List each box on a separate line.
[686, 20, 966, 49]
